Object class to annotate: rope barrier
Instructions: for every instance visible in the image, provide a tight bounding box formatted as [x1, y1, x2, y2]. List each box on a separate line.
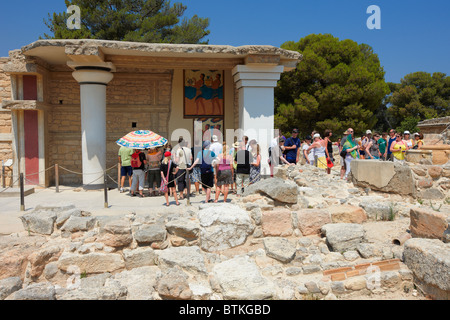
[0, 178, 20, 193]
[59, 164, 118, 176]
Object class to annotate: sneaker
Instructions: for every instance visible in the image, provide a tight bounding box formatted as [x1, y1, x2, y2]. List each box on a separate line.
[120, 187, 124, 193]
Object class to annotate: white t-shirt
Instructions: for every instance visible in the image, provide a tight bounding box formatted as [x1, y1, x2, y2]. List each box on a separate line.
[303, 144, 315, 163]
[176, 147, 192, 169]
[210, 142, 222, 157]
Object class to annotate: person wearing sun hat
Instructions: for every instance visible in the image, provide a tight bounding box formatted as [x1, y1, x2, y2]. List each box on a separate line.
[403, 131, 414, 149]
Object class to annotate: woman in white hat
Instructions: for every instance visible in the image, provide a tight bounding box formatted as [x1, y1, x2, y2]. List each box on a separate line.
[306, 133, 330, 169]
[403, 131, 414, 150]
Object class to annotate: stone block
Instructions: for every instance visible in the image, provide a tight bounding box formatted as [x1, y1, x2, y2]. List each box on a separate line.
[297, 209, 331, 236]
[328, 205, 368, 224]
[410, 207, 449, 240]
[261, 209, 294, 237]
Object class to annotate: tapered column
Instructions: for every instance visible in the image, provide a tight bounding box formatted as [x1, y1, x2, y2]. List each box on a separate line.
[232, 65, 284, 176]
[72, 66, 114, 188]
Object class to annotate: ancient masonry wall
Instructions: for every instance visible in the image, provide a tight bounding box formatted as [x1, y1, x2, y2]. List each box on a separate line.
[48, 71, 173, 185]
[0, 58, 13, 185]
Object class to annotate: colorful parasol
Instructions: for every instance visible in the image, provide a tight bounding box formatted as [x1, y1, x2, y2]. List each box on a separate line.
[116, 130, 168, 150]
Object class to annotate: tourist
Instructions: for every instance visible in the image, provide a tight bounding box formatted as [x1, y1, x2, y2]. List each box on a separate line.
[214, 144, 233, 203]
[243, 136, 250, 151]
[118, 146, 134, 193]
[249, 140, 261, 184]
[324, 129, 334, 174]
[146, 147, 163, 196]
[284, 128, 301, 164]
[342, 129, 360, 180]
[390, 133, 407, 164]
[403, 131, 414, 150]
[387, 129, 397, 161]
[175, 138, 192, 200]
[360, 132, 371, 159]
[188, 141, 216, 203]
[302, 135, 315, 165]
[130, 149, 147, 198]
[269, 137, 290, 177]
[230, 141, 239, 192]
[378, 133, 388, 161]
[210, 135, 222, 156]
[413, 133, 424, 149]
[307, 133, 330, 170]
[365, 133, 381, 160]
[234, 141, 253, 197]
[339, 130, 350, 179]
[190, 139, 202, 196]
[160, 151, 180, 206]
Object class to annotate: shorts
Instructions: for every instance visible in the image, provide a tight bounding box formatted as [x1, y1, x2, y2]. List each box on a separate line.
[121, 166, 133, 177]
[286, 158, 297, 164]
[190, 166, 201, 183]
[201, 172, 214, 189]
[147, 169, 161, 189]
[217, 170, 233, 186]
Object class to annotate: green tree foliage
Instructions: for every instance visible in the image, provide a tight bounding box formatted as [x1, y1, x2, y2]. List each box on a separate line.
[386, 72, 450, 128]
[43, 0, 210, 44]
[275, 34, 389, 138]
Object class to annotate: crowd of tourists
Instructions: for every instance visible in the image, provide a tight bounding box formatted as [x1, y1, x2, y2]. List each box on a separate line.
[273, 127, 425, 181]
[118, 135, 263, 206]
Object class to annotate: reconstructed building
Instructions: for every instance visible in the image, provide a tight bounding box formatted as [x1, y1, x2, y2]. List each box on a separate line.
[0, 40, 301, 188]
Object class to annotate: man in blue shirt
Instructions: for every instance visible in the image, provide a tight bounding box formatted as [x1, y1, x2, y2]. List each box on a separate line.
[387, 129, 397, 161]
[284, 128, 301, 164]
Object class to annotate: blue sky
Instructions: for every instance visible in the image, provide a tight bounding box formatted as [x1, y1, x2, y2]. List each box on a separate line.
[0, 0, 448, 83]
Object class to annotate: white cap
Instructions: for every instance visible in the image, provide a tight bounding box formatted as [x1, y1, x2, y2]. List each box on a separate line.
[404, 131, 410, 135]
[212, 135, 218, 142]
[366, 130, 372, 135]
[413, 132, 419, 136]
[313, 133, 321, 139]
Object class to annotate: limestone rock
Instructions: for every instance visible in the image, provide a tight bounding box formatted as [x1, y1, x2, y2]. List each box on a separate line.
[321, 223, 366, 252]
[134, 224, 167, 245]
[197, 204, 254, 252]
[98, 219, 133, 248]
[243, 177, 298, 204]
[261, 209, 294, 237]
[20, 211, 57, 235]
[263, 237, 296, 263]
[6, 282, 55, 300]
[165, 218, 200, 241]
[156, 267, 192, 300]
[297, 209, 331, 236]
[359, 201, 397, 221]
[0, 277, 22, 300]
[114, 266, 161, 300]
[328, 205, 368, 224]
[27, 245, 64, 278]
[55, 209, 83, 228]
[410, 207, 449, 241]
[57, 252, 125, 274]
[420, 188, 445, 200]
[60, 216, 97, 233]
[123, 247, 157, 270]
[212, 256, 276, 300]
[404, 238, 450, 299]
[156, 246, 207, 274]
[428, 166, 443, 179]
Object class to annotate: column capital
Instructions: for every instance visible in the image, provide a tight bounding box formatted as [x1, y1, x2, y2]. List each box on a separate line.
[69, 62, 115, 86]
[232, 65, 284, 89]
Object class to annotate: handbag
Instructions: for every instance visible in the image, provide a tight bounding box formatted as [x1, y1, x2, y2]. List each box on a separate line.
[160, 161, 171, 193]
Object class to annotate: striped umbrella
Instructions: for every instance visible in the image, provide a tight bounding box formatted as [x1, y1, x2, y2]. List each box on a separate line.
[116, 130, 168, 150]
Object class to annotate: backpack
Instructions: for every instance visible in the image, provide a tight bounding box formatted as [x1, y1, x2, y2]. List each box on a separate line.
[200, 150, 213, 174]
[131, 152, 142, 168]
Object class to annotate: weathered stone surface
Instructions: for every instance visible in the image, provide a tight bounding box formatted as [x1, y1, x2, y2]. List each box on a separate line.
[134, 224, 167, 245]
[156, 267, 192, 300]
[156, 246, 207, 274]
[20, 211, 57, 235]
[57, 252, 125, 274]
[410, 207, 449, 241]
[261, 209, 294, 237]
[404, 238, 450, 299]
[243, 178, 298, 204]
[263, 238, 296, 263]
[297, 209, 331, 236]
[357, 243, 382, 259]
[114, 266, 161, 300]
[55, 209, 82, 228]
[359, 201, 397, 221]
[0, 277, 22, 300]
[420, 188, 445, 200]
[58, 278, 127, 300]
[321, 223, 366, 252]
[411, 165, 428, 177]
[60, 216, 96, 233]
[98, 219, 133, 248]
[428, 166, 443, 179]
[27, 245, 64, 278]
[123, 247, 157, 270]
[165, 218, 200, 241]
[6, 282, 55, 300]
[198, 204, 254, 252]
[328, 205, 368, 224]
[212, 256, 276, 300]
[345, 276, 366, 291]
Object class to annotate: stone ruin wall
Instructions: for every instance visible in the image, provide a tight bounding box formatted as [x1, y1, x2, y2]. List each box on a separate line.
[48, 71, 173, 186]
[0, 58, 13, 185]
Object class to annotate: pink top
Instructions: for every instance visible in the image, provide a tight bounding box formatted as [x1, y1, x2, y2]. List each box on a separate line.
[218, 155, 232, 171]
